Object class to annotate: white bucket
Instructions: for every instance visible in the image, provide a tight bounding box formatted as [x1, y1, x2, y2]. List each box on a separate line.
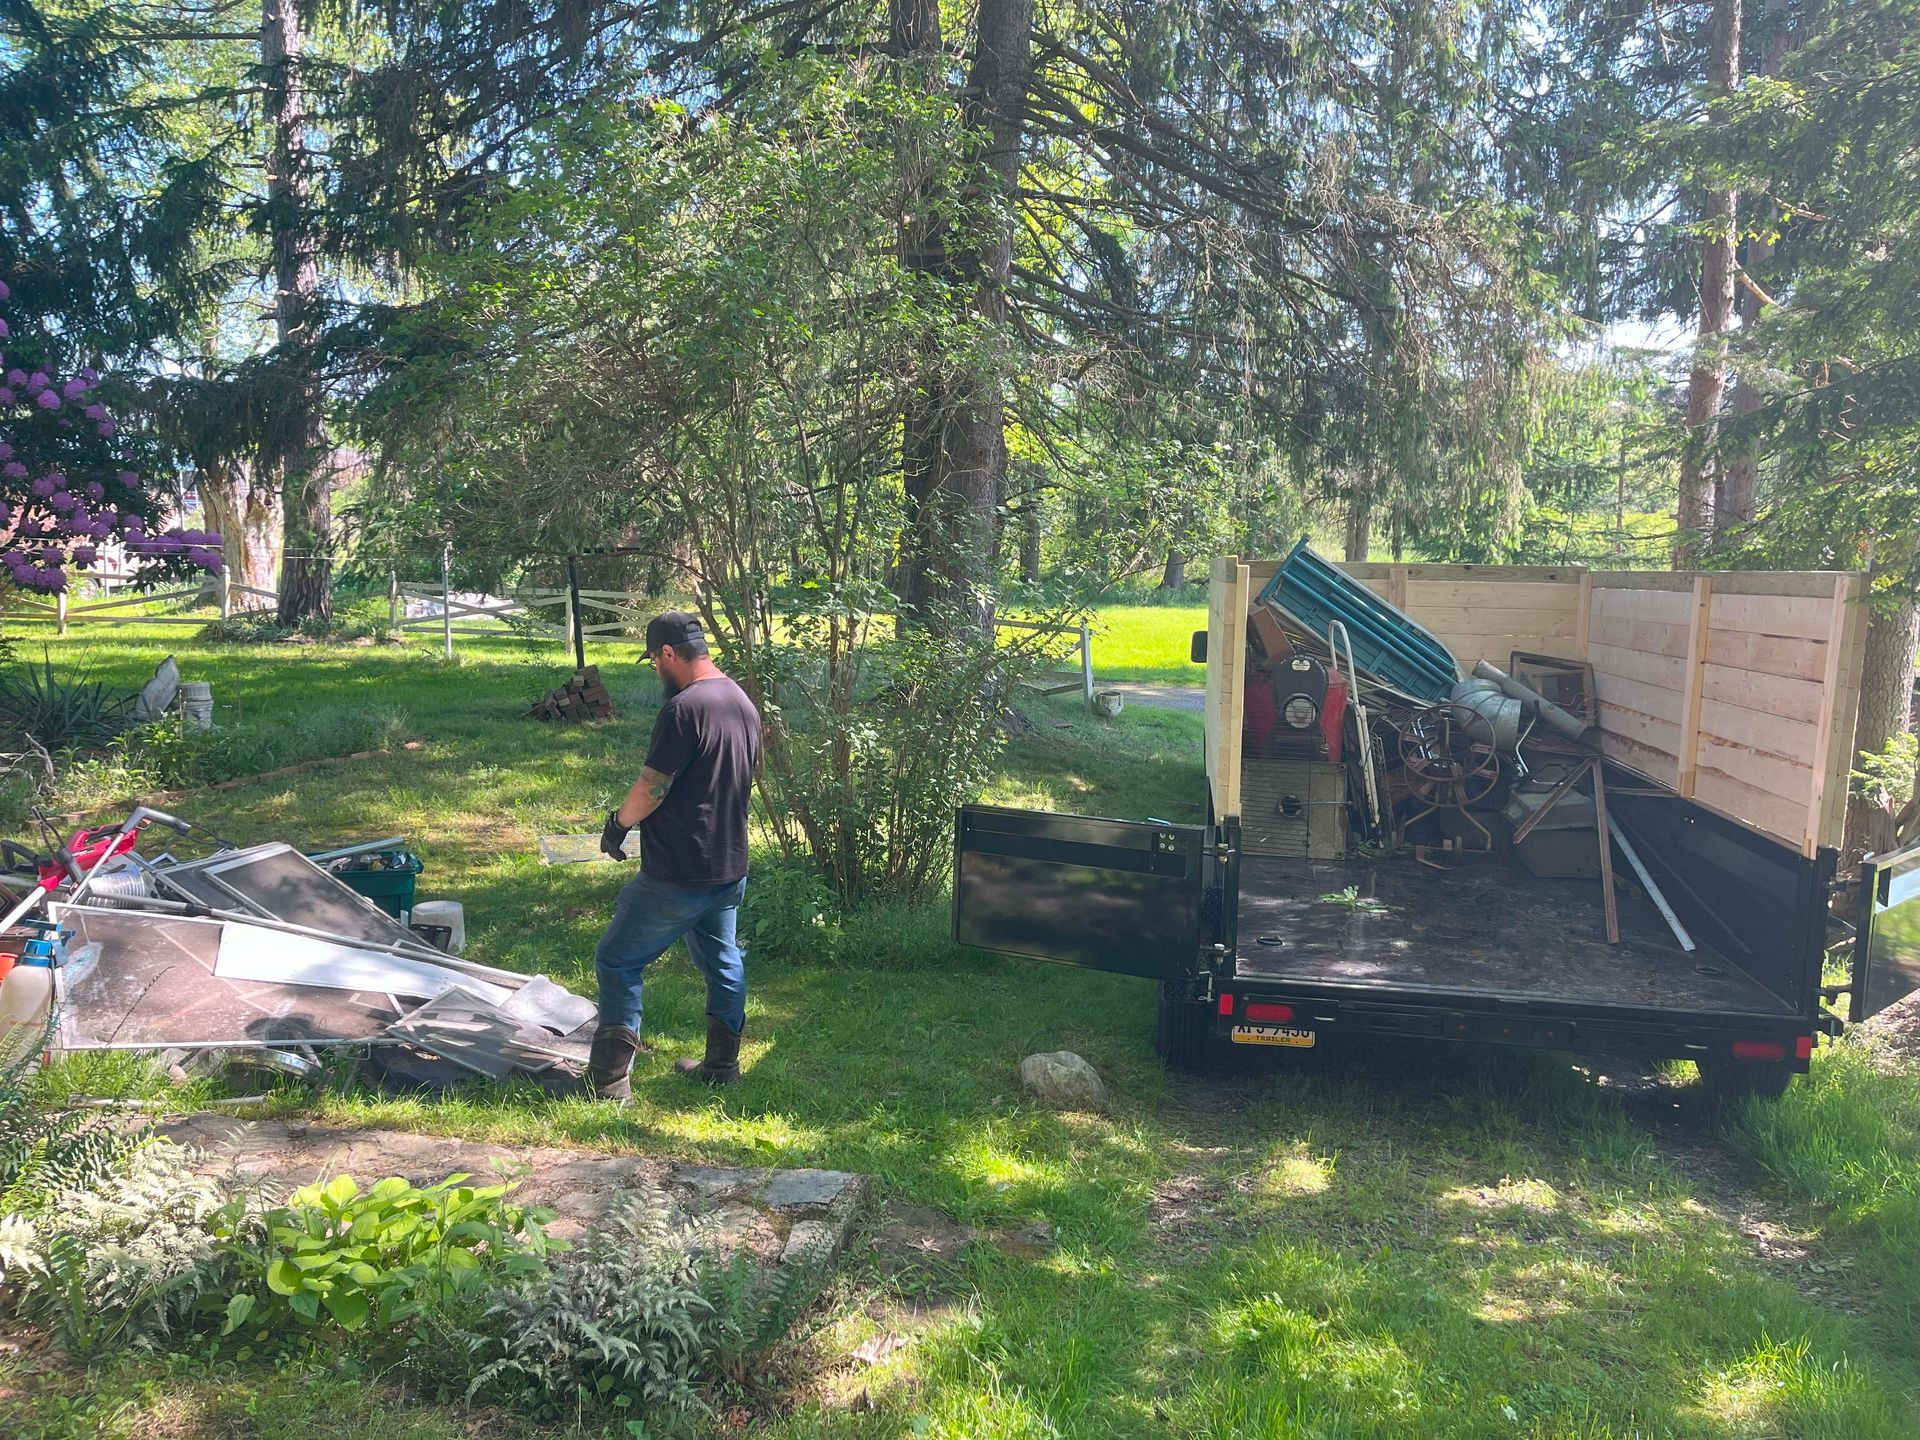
[179, 681, 214, 731]
[411, 899, 466, 953]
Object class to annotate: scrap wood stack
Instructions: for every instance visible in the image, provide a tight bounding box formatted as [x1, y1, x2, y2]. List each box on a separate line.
[528, 666, 614, 723]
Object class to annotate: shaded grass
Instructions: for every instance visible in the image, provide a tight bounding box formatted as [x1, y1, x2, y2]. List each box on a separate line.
[4, 624, 1916, 1438]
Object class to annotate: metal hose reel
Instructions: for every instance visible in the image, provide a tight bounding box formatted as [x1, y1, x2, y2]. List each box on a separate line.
[1394, 702, 1502, 848]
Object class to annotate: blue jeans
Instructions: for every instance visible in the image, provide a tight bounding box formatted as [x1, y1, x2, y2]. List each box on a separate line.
[594, 872, 748, 1036]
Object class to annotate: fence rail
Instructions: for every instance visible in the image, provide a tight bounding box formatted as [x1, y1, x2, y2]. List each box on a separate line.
[3, 571, 278, 631]
[392, 558, 1100, 709]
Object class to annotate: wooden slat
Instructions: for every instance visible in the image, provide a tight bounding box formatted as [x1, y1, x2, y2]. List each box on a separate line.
[1675, 577, 1712, 799]
[1697, 698, 1820, 762]
[1587, 641, 1687, 692]
[1400, 605, 1582, 633]
[1700, 666, 1825, 725]
[1706, 593, 1837, 641]
[1400, 582, 1582, 611]
[1704, 627, 1828, 681]
[1590, 587, 1693, 624]
[1574, 572, 1594, 659]
[1594, 672, 1686, 725]
[1587, 614, 1691, 659]
[1695, 736, 1815, 805]
[1694, 769, 1810, 842]
[1808, 573, 1868, 854]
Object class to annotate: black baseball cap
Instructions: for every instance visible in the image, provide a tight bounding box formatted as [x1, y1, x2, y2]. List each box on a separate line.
[644, 611, 707, 657]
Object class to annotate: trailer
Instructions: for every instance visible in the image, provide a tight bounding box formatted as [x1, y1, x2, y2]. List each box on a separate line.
[954, 554, 1920, 1095]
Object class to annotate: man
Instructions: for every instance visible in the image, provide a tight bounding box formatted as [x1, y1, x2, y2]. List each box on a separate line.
[585, 611, 761, 1101]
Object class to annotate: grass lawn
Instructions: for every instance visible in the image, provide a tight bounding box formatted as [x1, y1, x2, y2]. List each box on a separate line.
[1085, 604, 1208, 687]
[3, 620, 1917, 1438]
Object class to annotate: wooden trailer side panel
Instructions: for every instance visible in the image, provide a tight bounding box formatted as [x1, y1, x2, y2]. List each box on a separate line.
[1581, 571, 1865, 855]
[1225, 556, 1868, 856]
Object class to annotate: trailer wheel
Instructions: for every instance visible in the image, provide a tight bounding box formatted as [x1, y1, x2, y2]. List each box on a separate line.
[1696, 1057, 1794, 1104]
[1154, 982, 1213, 1071]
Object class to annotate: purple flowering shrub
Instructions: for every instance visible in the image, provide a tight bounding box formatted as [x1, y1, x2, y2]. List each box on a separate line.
[0, 279, 220, 593]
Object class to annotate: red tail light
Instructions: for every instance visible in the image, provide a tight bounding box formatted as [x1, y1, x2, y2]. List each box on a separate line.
[1218, 993, 1234, 1016]
[1731, 1040, 1785, 1061]
[1795, 1035, 1814, 1061]
[1244, 1002, 1294, 1023]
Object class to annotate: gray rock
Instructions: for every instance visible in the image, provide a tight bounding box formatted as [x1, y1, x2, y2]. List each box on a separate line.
[758, 1169, 858, 1214]
[781, 1218, 841, 1267]
[1017, 1051, 1109, 1111]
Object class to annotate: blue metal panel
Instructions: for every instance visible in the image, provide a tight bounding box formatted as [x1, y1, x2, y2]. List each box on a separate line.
[1255, 538, 1460, 701]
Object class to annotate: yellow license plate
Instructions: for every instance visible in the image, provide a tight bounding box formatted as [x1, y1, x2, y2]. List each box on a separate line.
[1230, 1024, 1316, 1048]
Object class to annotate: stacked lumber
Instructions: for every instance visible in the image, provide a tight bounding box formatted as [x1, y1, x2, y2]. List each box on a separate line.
[527, 667, 614, 723]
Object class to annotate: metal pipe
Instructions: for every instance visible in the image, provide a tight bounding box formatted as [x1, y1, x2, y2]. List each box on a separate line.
[1472, 660, 1592, 743]
[1605, 817, 1697, 952]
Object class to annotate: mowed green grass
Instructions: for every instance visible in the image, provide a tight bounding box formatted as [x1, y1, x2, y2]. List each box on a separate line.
[4, 620, 1917, 1439]
[1087, 604, 1208, 687]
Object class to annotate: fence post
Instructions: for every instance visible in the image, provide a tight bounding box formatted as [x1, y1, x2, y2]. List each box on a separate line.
[1079, 622, 1094, 711]
[566, 554, 586, 671]
[440, 543, 454, 661]
[388, 571, 399, 633]
[218, 567, 232, 619]
[56, 588, 68, 636]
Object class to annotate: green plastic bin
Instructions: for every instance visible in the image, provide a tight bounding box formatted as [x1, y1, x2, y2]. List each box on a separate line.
[317, 851, 423, 919]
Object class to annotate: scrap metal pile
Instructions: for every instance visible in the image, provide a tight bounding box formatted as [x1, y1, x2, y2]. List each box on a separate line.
[0, 807, 596, 1086]
[1241, 538, 1693, 950]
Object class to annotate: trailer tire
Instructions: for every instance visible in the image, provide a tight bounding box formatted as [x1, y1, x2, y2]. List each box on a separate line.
[1154, 983, 1213, 1071]
[1696, 1058, 1794, 1104]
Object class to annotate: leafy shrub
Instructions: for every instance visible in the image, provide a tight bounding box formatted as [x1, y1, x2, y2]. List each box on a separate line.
[198, 595, 396, 645]
[741, 862, 847, 965]
[229, 1172, 549, 1335]
[0, 647, 134, 752]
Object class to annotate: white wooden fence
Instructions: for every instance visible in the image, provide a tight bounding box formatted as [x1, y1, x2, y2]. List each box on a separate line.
[2, 570, 277, 631]
[392, 556, 1099, 709]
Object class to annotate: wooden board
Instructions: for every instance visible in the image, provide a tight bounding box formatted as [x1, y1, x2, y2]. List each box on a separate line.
[1205, 557, 1249, 821]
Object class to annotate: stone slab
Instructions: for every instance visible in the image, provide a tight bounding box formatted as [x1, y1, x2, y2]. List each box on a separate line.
[155, 1115, 870, 1267]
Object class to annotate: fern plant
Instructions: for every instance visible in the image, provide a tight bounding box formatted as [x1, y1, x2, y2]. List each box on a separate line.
[0, 1082, 137, 1213]
[698, 1249, 829, 1398]
[2, 1140, 245, 1353]
[465, 1186, 718, 1423]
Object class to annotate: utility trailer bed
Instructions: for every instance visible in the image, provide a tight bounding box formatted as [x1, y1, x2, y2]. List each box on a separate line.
[1234, 854, 1795, 1018]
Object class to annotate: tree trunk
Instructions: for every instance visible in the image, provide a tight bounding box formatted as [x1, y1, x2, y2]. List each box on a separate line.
[1159, 553, 1186, 589]
[198, 457, 281, 605]
[262, 0, 331, 625]
[1021, 499, 1042, 582]
[1676, 0, 1741, 567]
[1845, 572, 1920, 857]
[1722, 0, 1789, 530]
[1344, 486, 1372, 563]
[894, 0, 1030, 637]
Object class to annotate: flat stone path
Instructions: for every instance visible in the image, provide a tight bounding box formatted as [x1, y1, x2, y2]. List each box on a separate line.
[158, 1115, 869, 1272]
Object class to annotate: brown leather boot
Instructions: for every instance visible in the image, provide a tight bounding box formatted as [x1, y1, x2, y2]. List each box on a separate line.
[674, 1014, 743, 1085]
[585, 1024, 641, 1102]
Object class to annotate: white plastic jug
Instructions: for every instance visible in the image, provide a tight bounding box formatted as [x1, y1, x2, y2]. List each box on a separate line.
[0, 957, 54, 1045]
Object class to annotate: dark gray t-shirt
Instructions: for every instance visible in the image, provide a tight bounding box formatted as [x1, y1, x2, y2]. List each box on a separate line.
[640, 674, 761, 885]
